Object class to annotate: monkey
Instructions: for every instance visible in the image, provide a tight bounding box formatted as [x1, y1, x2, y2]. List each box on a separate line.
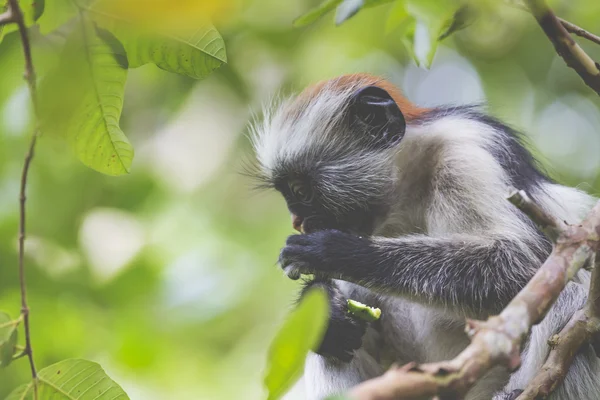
[250, 73, 600, 400]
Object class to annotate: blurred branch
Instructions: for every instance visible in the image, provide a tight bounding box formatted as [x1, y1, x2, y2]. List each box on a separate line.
[348, 192, 600, 400]
[525, 0, 600, 95]
[507, 0, 600, 46]
[6, 0, 40, 394]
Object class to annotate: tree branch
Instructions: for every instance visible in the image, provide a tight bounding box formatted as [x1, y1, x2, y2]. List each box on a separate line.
[348, 192, 600, 400]
[525, 0, 600, 95]
[506, 0, 600, 46]
[7, 0, 40, 394]
[508, 189, 565, 242]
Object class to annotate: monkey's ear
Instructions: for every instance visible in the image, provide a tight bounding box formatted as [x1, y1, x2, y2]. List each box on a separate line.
[350, 86, 406, 147]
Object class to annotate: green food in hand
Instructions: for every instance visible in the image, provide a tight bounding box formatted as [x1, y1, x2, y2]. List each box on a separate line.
[347, 299, 381, 321]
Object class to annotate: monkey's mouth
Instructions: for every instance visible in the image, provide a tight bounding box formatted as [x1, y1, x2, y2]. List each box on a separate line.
[291, 213, 375, 236]
[292, 214, 304, 233]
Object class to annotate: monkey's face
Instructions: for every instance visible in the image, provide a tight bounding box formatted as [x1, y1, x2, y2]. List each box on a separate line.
[253, 80, 406, 236]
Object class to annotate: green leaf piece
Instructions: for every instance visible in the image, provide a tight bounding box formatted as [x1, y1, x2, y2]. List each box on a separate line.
[37, 0, 77, 34]
[293, 0, 343, 27]
[92, 13, 227, 80]
[39, 16, 133, 176]
[0, 311, 18, 368]
[4, 359, 130, 399]
[335, 0, 364, 25]
[264, 288, 329, 400]
[347, 299, 381, 322]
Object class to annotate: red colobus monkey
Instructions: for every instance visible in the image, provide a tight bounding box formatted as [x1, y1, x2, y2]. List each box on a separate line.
[251, 74, 600, 400]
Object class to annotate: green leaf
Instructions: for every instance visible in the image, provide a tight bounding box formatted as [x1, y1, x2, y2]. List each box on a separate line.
[5, 359, 130, 399]
[37, 0, 77, 34]
[92, 12, 226, 80]
[335, 0, 364, 25]
[0, 312, 18, 368]
[405, 0, 460, 67]
[39, 16, 133, 176]
[293, 0, 343, 27]
[264, 288, 329, 400]
[438, 4, 477, 41]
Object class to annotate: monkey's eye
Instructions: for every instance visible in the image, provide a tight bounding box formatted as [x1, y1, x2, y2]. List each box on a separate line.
[289, 180, 313, 203]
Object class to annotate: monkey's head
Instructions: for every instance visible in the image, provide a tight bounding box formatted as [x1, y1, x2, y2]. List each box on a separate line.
[251, 74, 425, 236]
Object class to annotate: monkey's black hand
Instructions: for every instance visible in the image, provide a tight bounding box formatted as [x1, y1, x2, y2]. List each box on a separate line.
[301, 279, 367, 363]
[280, 230, 374, 280]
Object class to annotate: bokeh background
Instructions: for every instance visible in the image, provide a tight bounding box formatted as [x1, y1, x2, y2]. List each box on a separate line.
[1, 0, 600, 398]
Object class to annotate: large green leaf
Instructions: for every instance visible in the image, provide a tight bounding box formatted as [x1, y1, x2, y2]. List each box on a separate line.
[91, 11, 226, 80]
[0, 311, 18, 368]
[39, 16, 133, 176]
[5, 359, 130, 399]
[264, 288, 329, 400]
[37, 0, 77, 34]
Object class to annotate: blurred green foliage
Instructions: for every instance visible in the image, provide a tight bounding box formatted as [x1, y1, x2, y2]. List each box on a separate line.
[0, 0, 600, 399]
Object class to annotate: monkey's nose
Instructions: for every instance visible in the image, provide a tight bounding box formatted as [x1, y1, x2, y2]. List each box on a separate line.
[292, 214, 304, 233]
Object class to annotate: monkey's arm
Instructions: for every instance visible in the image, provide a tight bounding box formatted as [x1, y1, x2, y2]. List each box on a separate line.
[281, 230, 548, 316]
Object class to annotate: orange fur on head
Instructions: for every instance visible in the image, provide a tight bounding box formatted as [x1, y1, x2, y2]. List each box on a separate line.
[297, 73, 428, 122]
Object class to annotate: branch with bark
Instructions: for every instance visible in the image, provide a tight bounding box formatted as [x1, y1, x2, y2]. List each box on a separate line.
[346, 191, 600, 400]
[525, 0, 600, 95]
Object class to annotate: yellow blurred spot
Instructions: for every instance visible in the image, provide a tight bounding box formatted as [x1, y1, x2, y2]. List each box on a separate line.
[96, 0, 236, 30]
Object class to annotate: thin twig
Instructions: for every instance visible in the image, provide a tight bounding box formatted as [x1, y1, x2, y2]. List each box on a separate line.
[7, 0, 40, 394]
[559, 18, 600, 47]
[525, 0, 600, 95]
[349, 193, 600, 400]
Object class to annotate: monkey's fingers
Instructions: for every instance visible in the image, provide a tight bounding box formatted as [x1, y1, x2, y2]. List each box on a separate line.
[283, 265, 302, 280]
